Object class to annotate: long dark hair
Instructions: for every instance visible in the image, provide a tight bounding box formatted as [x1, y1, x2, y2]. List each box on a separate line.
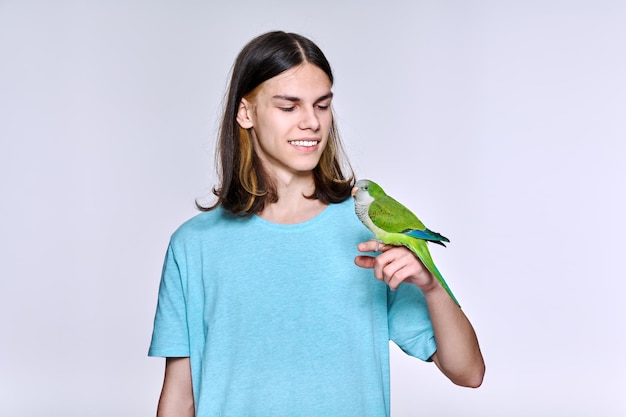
[198, 31, 354, 215]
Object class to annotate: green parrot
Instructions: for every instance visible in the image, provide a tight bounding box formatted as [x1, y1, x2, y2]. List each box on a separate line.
[352, 179, 460, 307]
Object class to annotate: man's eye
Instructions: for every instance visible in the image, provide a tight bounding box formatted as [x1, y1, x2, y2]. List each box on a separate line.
[317, 104, 330, 110]
[279, 107, 295, 112]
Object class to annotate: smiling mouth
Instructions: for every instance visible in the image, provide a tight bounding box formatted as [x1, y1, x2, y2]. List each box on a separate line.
[288, 140, 319, 147]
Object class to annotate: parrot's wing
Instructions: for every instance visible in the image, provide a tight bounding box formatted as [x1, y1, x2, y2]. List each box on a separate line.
[404, 229, 449, 246]
[368, 195, 425, 233]
[370, 196, 450, 245]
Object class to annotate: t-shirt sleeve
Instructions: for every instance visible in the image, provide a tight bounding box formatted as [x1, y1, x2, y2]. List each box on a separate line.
[148, 243, 190, 357]
[387, 283, 437, 361]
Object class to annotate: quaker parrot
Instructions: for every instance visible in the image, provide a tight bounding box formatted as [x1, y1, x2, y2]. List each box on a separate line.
[352, 179, 460, 306]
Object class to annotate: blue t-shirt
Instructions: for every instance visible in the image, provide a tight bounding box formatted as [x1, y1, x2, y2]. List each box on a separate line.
[149, 198, 436, 417]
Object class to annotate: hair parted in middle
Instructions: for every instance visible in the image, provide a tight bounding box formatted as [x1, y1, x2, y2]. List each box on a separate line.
[199, 31, 355, 215]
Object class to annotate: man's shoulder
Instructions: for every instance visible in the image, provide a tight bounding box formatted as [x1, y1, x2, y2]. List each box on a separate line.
[170, 207, 233, 242]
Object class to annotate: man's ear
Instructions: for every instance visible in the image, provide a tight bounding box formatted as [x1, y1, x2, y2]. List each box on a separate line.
[236, 98, 254, 129]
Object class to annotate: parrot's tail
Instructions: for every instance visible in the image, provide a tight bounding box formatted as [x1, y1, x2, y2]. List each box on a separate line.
[407, 239, 460, 307]
[431, 263, 460, 307]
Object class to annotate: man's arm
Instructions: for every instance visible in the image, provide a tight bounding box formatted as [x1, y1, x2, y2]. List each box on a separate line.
[355, 241, 485, 387]
[156, 357, 195, 417]
[422, 283, 485, 388]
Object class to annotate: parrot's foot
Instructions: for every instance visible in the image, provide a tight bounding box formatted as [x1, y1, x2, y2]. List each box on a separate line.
[374, 239, 384, 252]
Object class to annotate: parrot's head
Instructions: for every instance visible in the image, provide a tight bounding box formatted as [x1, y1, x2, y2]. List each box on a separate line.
[352, 179, 387, 206]
[352, 179, 386, 225]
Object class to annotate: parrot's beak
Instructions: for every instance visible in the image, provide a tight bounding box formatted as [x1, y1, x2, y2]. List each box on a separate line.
[351, 186, 358, 197]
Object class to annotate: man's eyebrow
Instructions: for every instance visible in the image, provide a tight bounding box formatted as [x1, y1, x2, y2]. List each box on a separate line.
[272, 92, 334, 103]
[272, 95, 300, 102]
[315, 92, 334, 102]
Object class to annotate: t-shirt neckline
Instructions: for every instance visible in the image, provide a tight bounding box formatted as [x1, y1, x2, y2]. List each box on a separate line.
[251, 203, 335, 230]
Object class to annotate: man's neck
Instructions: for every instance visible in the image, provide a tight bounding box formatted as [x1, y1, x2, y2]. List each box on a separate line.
[258, 173, 326, 224]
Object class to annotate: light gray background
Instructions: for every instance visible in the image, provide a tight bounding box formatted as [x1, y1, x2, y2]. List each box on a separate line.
[1, 1, 624, 416]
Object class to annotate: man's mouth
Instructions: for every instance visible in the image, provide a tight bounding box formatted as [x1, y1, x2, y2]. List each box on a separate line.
[288, 140, 319, 147]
